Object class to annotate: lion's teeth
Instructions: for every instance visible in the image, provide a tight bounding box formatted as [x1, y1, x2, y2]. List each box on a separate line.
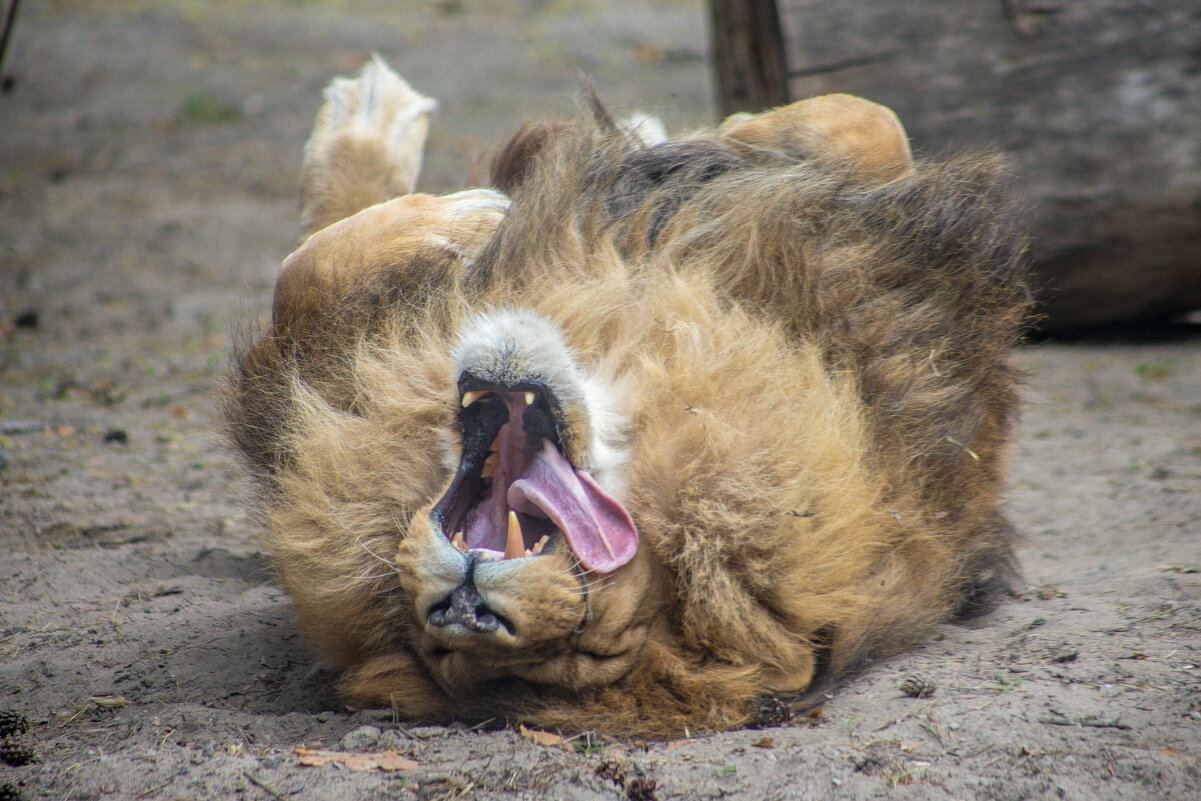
[524, 391, 535, 405]
[481, 453, 499, 478]
[532, 535, 548, 554]
[461, 390, 489, 407]
[450, 531, 466, 551]
[505, 511, 525, 560]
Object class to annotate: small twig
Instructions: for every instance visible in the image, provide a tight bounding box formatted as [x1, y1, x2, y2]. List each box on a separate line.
[918, 717, 944, 746]
[1038, 717, 1132, 731]
[243, 771, 287, 801]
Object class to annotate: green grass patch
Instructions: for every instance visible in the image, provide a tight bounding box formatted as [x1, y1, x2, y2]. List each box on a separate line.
[180, 89, 242, 124]
[1135, 359, 1175, 380]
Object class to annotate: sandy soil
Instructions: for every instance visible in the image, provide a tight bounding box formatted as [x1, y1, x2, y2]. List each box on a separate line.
[2, 2, 1199, 799]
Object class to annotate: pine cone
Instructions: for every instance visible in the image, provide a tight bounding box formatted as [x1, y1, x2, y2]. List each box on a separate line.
[899, 674, 936, 698]
[626, 777, 659, 801]
[0, 782, 25, 801]
[595, 756, 629, 786]
[755, 693, 794, 726]
[0, 741, 36, 767]
[0, 711, 28, 739]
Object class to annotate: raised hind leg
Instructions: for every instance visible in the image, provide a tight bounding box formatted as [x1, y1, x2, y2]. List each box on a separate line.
[300, 55, 438, 237]
[274, 58, 508, 341]
[718, 93, 914, 183]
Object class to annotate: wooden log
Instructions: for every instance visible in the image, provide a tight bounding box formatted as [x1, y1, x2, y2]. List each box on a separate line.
[777, 0, 1201, 330]
[0, 0, 21, 77]
[709, 0, 790, 116]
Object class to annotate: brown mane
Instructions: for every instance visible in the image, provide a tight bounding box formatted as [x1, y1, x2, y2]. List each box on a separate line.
[225, 59, 1030, 736]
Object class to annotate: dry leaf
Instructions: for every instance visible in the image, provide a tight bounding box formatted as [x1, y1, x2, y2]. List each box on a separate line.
[805, 706, 825, 721]
[633, 44, 665, 64]
[294, 747, 418, 771]
[88, 695, 130, 709]
[664, 738, 696, 750]
[751, 737, 774, 749]
[1152, 564, 1198, 574]
[372, 751, 420, 771]
[518, 724, 565, 747]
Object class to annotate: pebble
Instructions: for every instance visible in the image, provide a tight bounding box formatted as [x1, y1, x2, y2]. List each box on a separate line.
[340, 725, 382, 750]
[356, 708, 395, 722]
[0, 420, 45, 434]
[103, 428, 128, 444]
[377, 730, 408, 751]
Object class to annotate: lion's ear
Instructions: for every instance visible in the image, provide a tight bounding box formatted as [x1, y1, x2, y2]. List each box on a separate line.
[484, 121, 575, 193]
[718, 94, 914, 184]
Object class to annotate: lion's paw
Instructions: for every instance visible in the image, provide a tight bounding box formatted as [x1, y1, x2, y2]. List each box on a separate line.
[308, 54, 437, 175]
[301, 55, 438, 235]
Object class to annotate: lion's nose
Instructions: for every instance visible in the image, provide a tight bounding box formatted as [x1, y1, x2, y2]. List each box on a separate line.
[427, 581, 502, 634]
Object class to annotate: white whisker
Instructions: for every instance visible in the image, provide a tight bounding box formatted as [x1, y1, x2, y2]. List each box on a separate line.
[349, 570, 399, 583]
[356, 536, 400, 572]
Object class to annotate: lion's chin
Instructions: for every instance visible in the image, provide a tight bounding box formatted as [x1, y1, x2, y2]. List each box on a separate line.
[394, 505, 661, 695]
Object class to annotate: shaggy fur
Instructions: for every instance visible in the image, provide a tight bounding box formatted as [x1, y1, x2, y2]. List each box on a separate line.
[225, 59, 1030, 737]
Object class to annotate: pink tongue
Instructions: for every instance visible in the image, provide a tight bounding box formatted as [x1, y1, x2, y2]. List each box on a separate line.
[507, 439, 638, 573]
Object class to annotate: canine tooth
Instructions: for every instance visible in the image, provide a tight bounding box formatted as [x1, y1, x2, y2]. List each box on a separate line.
[461, 390, 488, 407]
[505, 511, 525, 560]
[451, 531, 466, 551]
[524, 391, 535, 405]
[481, 453, 499, 478]
[532, 535, 548, 554]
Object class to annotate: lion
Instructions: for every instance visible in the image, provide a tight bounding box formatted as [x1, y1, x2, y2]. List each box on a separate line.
[225, 56, 1030, 737]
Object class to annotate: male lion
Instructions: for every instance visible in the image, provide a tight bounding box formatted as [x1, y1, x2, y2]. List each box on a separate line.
[226, 57, 1030, 736]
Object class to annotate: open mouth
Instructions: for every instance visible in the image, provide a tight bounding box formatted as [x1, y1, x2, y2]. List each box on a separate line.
[430, 374, 638, 573]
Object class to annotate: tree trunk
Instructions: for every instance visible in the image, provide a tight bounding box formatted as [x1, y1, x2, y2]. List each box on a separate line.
[709, 0, 790, 117]
[776, 0, 1201, 330]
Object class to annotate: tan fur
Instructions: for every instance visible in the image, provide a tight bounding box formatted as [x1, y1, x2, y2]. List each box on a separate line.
[718, 93, 914, 183]
[226, 60, 1030, 737]
[299, 56, 436, 237]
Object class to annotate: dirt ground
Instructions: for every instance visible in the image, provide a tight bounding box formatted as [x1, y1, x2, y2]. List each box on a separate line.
[1, 2, 1199, 799]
